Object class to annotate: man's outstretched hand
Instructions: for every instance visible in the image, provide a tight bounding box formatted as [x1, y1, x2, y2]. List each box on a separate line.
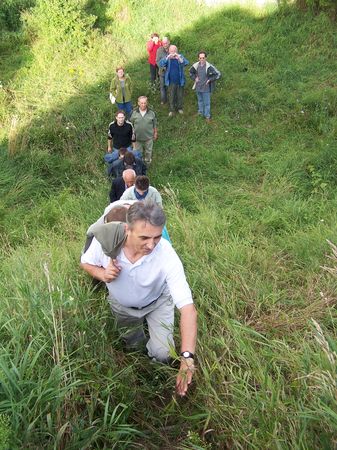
[176, 358, 195, 397]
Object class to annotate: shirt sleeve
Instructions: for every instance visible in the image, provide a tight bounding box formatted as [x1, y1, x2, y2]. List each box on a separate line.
[146, 40, 154, 54]
[154, 190, 162, 207]
[120, 187, 134, 201]
[108, 123, 114, 140]
[152, 112, 158, 129]
[81, 237, 108, 268]
[128, 122, 134, 140]
[164, 245, 193, 309]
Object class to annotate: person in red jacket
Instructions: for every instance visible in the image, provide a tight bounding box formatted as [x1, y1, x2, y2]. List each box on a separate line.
[146, 33, 162, 84]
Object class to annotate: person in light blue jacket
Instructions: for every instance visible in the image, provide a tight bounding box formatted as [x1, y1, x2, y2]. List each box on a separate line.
[159, 45, 189, 117]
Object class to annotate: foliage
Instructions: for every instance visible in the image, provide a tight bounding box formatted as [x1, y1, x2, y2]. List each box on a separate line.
[295, 0, 337, 18]
[22, 0, 96, 49]
[0, 0, 35, 31]
[0, 0, 337, 448]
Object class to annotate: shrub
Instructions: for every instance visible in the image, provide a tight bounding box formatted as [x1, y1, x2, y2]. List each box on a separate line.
[0, 0, 35, 31]
[22, 0, 96, 49]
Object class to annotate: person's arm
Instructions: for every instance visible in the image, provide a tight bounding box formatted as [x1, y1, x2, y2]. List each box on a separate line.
[120, 187, 134, 201]
[176, 304, 198, 396]
[153, 127, 158, 141]
[156, 48, 163, 67]
[128, 74, 132, 96]
[163, 248, 197, 396]
[129, 123, 135, 144]
[108, 125, 113, 152]
[81, 260, 121, 282]
[153, 189, 162, 207]
[179, 55, 189, 66]
[152, 112, 158, 140]
[189, 65, 197, 80]
[207, 65, 221, 83]
[159, 57, 168, 68]
[109, 181, 118, 203]
[146, 40, 154, 54]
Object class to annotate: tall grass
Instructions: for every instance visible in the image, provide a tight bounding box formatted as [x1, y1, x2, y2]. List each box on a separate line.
[0, 0, 336, 448]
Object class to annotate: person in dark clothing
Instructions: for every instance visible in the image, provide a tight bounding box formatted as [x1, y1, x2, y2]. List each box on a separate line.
[105, 110, 137, 163]
[112, 151, 147, 178]
[109, 169, 136, 203]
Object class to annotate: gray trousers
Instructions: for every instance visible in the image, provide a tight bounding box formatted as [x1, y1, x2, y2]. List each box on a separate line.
[134, 139, 154, 165]
[168, 84, 184, 112]
[108, 292, 174, 362]
[159, 74, 167, 103]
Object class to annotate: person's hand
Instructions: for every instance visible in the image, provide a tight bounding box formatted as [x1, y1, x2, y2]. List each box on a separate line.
[195, 76, 199, 82]
[103, 258, 121, 282]
[107, 148, 112, 153]
[176, 357, 195, 397]
[153, 132, 158, 141]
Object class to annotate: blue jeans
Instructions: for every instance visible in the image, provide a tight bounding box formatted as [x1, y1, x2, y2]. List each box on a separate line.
[116, 101, 133, 119]
[196, 91, 211, 119]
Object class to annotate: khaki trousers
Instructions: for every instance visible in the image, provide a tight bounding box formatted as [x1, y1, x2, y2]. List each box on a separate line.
[134, 139, 154, 165]
[108, 292, 174, 362]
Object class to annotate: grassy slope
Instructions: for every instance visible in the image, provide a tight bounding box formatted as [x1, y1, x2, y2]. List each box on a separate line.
[0, 0, 336, 448]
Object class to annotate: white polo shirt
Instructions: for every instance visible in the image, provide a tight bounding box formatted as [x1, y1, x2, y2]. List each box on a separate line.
[81, 236, 193, 310]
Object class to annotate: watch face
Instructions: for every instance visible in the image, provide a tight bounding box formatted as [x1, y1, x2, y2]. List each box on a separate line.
[182, 351, 193, 358]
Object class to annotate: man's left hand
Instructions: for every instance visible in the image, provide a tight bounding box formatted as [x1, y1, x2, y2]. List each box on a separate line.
[153, 133, 158, 141]
[176, 358, 195, 396]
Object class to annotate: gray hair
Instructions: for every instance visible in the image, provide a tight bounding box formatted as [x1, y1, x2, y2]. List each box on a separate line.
[126, 201, 166, 229]
[138, 95, 148, 102]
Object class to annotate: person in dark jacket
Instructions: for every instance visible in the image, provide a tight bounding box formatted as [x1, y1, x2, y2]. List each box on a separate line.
[109, 169, 136, 203]
[105, 110, 135, 166]
[189, 51, 221, 122]
[112, 151, 147, 178]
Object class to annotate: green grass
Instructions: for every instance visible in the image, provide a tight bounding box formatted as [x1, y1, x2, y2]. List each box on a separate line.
[0, 0, 337, 448]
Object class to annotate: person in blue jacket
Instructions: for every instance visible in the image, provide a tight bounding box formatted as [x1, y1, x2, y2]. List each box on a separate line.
[159, 45, 189, 117]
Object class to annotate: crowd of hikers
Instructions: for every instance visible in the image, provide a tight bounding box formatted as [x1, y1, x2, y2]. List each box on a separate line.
[80, 34, 221, 396]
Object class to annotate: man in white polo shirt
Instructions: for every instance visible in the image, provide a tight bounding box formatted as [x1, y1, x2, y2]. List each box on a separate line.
[80, 201, 197, 396]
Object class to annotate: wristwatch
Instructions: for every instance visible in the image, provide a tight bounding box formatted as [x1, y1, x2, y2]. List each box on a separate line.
[180, 351, 194, 359]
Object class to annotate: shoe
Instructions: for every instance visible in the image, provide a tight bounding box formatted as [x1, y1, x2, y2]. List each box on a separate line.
[178, 109, 184, 114]
[168, 112, 174, 117]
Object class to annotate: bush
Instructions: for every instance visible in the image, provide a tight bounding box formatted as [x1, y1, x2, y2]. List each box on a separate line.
[0, 0, 35, 31]
[23, 0, 96, 49]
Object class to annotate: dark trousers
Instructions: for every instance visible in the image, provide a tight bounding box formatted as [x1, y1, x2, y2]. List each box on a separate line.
[149, 64, 158, 83]
[168, 84, 184, 112]
[159, 74, 167, 103]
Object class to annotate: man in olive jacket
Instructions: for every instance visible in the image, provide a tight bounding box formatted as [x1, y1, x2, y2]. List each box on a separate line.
[130, 96, 158, 166]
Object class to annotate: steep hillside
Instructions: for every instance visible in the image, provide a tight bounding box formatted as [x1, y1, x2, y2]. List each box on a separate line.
[0, 1, 336, 448]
